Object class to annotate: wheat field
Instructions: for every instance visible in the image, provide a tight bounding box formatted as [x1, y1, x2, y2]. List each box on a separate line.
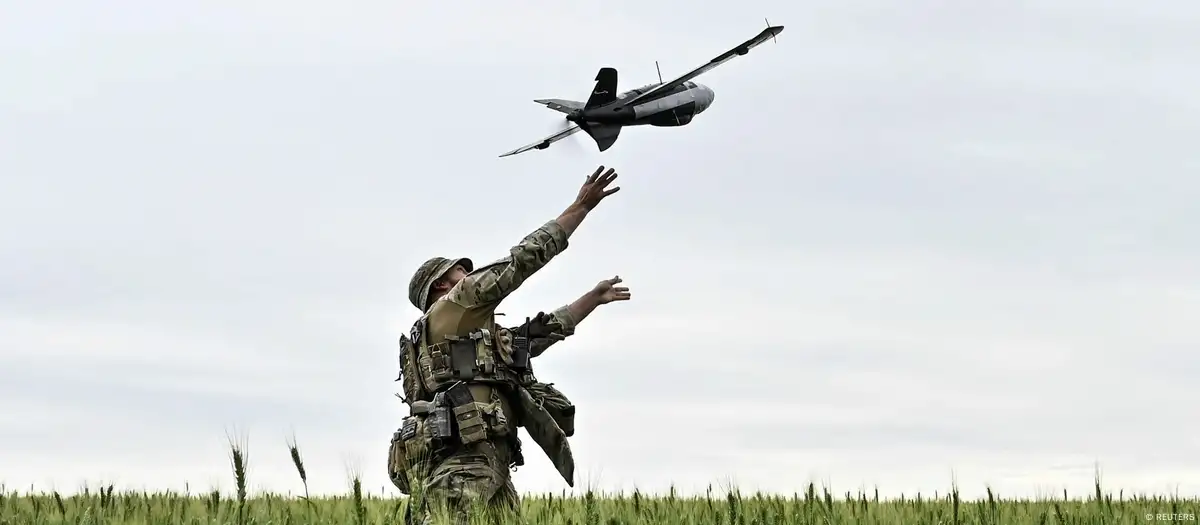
[2, 440, 1195, 524]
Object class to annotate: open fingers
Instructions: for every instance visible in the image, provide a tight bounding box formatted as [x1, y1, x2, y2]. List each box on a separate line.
[589, 168, 616, 185]
[587, 166, 605, 184]
[600, 170, 618, 185]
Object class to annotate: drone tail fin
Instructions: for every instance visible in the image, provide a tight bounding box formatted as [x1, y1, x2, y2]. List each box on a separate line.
[578, 121, 622, 152]
[584, 67, 618, 109]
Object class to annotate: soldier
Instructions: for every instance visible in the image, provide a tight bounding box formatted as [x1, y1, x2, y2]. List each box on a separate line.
[389, 166, 627, 524]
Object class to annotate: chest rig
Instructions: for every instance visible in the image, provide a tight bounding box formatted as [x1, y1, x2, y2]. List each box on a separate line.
[391, 313, 576, 494]
[400, 314, 537, 400]
[393, 313, 537, 462]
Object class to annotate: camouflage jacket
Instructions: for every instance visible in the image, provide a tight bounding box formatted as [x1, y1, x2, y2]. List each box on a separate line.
[398, 220, 577, 485]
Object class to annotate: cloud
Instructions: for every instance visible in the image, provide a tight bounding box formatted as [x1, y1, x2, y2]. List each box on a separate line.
[2, 0, 1198, 500]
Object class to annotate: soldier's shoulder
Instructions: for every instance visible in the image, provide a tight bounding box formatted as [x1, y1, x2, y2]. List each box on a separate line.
[441, 258, 512, 306]
[440, 285, 473, 307]
[468, 257, 510, 275]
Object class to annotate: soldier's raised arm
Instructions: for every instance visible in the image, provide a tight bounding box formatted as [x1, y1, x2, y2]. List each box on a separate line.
[446, 166, 621, 310]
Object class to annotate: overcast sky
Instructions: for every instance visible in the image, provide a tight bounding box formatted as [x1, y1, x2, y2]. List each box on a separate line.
[3, 0, 1198, 499]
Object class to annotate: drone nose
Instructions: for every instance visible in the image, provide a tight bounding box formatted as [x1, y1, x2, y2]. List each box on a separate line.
[695, 84, 714, 110]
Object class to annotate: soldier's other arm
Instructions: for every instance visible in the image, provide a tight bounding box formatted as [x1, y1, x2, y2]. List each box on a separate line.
[514, 273, 631, 356]
[511, 286, 609, 358]
[507, 305, 576, 358]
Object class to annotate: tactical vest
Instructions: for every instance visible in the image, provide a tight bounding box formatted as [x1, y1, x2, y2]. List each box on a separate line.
[388, 311, 577, 494]
[415, 314, 533, 394]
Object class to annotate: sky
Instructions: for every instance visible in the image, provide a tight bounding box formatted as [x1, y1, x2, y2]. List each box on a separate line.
[2, 0, 1198, 500]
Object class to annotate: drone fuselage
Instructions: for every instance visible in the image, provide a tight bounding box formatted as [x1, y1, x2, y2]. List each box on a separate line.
[571, 81, 715, 128]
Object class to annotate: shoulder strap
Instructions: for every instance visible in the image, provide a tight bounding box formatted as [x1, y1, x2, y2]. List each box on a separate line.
[409, 314, 427, 347]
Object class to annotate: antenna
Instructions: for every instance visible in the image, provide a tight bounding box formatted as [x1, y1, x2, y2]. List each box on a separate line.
[655, 60, 663, 84]
[765, 18, 778, 43]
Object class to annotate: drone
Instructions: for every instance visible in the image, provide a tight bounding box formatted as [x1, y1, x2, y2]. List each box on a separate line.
[499, 22, 784, 158]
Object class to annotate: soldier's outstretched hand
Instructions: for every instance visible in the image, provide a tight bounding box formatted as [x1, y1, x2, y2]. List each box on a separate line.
[591, 276, 631, 304]
[573, 166, 620, 211]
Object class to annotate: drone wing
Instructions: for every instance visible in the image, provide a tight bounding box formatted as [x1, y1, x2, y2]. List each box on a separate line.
[626, 25, 783, 105]
[498, 124, 583, 157]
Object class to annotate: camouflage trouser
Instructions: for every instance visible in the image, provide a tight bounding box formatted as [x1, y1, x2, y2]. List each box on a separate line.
[408, 438, 520, 525]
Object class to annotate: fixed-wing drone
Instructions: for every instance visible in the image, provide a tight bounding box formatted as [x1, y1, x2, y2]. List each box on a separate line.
[499, 23, 784, 158]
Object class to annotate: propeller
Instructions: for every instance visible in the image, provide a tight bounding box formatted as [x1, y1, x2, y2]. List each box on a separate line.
[547, 113, 584, 154]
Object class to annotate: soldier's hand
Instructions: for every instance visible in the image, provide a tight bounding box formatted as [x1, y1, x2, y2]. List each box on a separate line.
[573, 166, 620, 211]
[591, 276, 631, 304]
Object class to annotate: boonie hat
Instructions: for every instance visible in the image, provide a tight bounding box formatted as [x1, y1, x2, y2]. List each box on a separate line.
[408, 256, 474, 311]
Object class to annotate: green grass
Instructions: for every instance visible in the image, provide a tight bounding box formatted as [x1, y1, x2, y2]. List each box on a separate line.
[2, 438, 1196, 524]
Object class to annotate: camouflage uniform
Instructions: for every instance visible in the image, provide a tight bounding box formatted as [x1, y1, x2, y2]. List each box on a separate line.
[388, 221, 579, 525]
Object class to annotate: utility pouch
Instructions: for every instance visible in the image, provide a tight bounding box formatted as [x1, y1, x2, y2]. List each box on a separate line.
[387, 428, 413, 494]
[399, 415, 419, 440]
[526, 382, 576, 437]
[402, 416, 435, 464]
[445, 337, 478, 380]
[390, 414, 439, 495]
[444, 382, 488, 445]
[419, 345, 454, 392]
[427, 392, 454, 441]
[510, 319, 531, 371]
[471, 329, 496, 375]
[480, 398, 511, 439]
[397, 334, 426, 404]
